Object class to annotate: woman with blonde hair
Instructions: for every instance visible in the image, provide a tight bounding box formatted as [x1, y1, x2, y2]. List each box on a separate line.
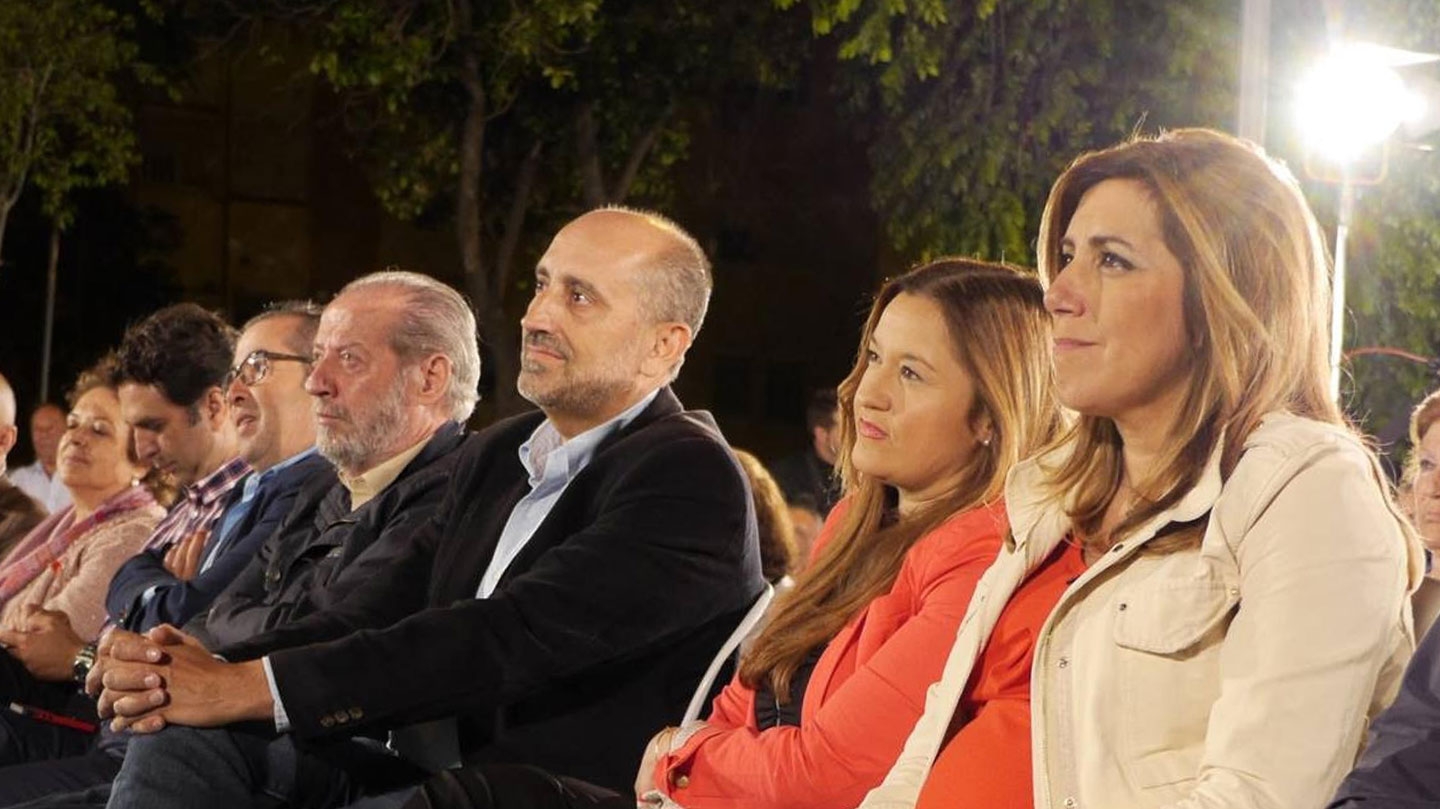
[861, 128, 1419, 809]
[625, 258, 1061, 809]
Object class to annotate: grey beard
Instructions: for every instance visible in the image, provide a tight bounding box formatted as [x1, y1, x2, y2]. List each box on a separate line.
[317, 379, 409, 474]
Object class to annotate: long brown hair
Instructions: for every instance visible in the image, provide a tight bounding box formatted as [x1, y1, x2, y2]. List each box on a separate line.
[740, 259, 1061, 700]
[1036, 128, 1341, 549]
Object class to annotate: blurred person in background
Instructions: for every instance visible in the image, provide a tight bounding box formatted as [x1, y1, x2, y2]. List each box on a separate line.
[732, 449, 797, 588]
[9, 404, 70, 515]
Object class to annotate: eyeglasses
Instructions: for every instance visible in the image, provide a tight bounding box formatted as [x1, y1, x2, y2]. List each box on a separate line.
[224, 350, 311, 389]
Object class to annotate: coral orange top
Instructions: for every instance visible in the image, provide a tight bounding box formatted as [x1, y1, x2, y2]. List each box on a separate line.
[653, 498, 1008, 809]
[915, 540, 1087, 809]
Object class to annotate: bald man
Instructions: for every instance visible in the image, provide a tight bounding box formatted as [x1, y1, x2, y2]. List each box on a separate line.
[0, 374, 45, 558]
[99, 207, 763, 809]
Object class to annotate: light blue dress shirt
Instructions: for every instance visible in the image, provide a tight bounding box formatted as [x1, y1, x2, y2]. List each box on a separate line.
[475, 388, 658, 598]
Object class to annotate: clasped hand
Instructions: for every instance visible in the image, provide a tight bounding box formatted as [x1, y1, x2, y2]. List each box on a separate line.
[0, 604, 85, 682]
[87, 625, 272, 734]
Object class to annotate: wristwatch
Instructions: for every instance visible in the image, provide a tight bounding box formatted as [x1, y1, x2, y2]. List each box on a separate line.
[71, 642, 98, 685]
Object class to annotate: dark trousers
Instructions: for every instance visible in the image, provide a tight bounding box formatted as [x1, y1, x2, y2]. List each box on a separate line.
[0, 750, 119, 808]
[0, 652, 96, 767]
[107, 725, 427, 809]
[401, 765, 629, 809]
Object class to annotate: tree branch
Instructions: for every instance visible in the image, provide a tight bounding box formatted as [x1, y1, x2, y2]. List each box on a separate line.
[575, 99, 606, 206]
[495, 139, 543, 296]
[612, 101, 672, 203]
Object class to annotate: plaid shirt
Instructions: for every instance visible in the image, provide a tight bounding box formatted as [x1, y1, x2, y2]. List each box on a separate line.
[141, 457, 251, 552]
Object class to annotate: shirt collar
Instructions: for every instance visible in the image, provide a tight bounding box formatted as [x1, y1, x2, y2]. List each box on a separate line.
[242, 446, 318, 503]
[340, 433, 433, 511]
[519, 388, 660, 485]
[180, 457, 251, 508]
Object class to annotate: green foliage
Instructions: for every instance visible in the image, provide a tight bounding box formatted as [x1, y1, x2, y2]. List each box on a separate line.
[303, 0, 799, 267]
[0, 0, 149, 229]
[1294, 0, 1440, 455]
[783, 0, 1236, 264]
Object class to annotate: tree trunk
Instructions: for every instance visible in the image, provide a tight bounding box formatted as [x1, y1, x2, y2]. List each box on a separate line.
[0, 202, 10, 273]
[576, 101, 607, 207]
[453, 44, 523, 418]
[40, 225, 59, 402]
[612, 105, 672, 203]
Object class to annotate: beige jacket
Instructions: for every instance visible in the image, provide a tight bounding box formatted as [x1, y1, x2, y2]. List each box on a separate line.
[858, 413, 1423, 809]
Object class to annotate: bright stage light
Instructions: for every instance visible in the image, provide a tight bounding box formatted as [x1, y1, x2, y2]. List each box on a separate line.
[1296, 44, 1426, 163]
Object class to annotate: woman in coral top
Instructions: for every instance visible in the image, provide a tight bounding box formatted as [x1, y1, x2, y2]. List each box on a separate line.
[633, 258, 1062, 809]
[862, 129, 1418, 809]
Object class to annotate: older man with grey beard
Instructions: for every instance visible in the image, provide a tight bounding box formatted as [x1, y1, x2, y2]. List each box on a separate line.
[190, 270, 477, 647]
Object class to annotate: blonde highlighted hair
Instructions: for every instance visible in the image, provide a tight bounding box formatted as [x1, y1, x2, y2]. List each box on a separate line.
[1037, 128, 1343, 547]
[739, 259, 1062, 700]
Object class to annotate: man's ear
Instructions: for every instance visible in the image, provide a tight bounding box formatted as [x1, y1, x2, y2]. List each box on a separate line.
[640, 323, 693, 380]
[202, 386, 228, 428]
[414, 354, 454, 408]
[0, 424, 16, 458]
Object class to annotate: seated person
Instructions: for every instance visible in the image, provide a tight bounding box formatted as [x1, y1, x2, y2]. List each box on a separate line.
[0, 358, 166, 764]
[0, 373, 45, 558]
[862, 129, 1417, 809]
[630, 260, 1061, 809]
[0, 274, 475, 808]
[0, 303, 250, 772]
[94, 208, 763, 809]
[0, 304, 331, 806]
[106, 301, 329, 634]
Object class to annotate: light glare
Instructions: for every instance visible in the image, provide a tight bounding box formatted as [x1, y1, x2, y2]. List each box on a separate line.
[1297, 46, 1422, 162]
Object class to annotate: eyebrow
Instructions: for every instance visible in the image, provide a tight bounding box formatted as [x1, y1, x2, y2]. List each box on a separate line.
[540, 268, 606, 304]
[868, 339, 939, 372]
[1062, 234, 1139, 252]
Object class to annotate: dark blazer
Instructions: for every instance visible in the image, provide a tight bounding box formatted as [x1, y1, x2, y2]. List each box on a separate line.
[194, 422, 467, 651]
[1331, 615, 1440, 807]
[257, 389, 763, 793]
[106, 451, 333, 633]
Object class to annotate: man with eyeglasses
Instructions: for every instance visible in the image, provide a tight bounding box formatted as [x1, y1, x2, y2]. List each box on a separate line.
[105, 301, 331, 636]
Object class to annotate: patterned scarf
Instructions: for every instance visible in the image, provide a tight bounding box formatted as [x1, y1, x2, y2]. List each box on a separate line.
[0, 484, 157, 604]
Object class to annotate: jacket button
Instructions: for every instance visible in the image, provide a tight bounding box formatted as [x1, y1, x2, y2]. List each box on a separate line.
[1118, 603, 1128, 611]
[1063, 798, 1078, 808]
[320, 716, 335, 728]
[349, 708, 364, 720]
[1057, 656, 1070, 669]
[671, 775, 690, 789]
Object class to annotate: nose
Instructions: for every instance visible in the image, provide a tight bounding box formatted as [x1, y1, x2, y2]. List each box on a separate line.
[305, 356, 334, 399]
[520, 287, 558, 335]
[132, 430, 160, 463]
[853, 365, 890, 413]
[1044, 262, 1087, 318]
[227, 375, 249, 407]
